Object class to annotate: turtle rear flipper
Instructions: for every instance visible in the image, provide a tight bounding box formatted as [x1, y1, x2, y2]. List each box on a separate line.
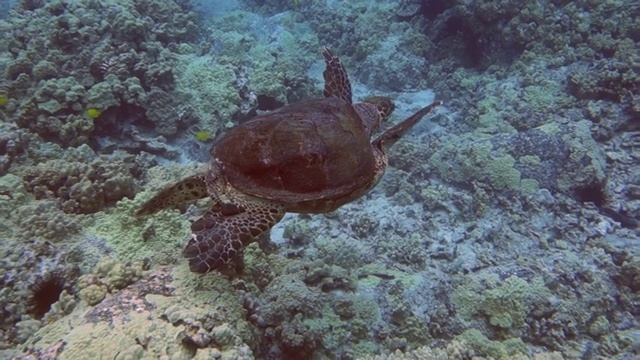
[183, 199, 284, 273]
[136, 175, 208, 216]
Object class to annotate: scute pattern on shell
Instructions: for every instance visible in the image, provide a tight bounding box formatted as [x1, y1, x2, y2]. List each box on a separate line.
[211, 97, 376, 205]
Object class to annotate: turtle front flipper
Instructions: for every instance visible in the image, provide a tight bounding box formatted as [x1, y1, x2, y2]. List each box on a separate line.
[183, 198, 285, 273]
[372, 101, 443, 151]
[136, 175, 208, 216]
[322, 47, 353, 104]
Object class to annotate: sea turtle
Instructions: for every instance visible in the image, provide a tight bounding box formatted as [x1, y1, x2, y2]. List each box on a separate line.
[136, 48, 442, 273]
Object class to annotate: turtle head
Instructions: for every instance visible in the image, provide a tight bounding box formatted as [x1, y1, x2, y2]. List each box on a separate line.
[355, 96, 395, 136]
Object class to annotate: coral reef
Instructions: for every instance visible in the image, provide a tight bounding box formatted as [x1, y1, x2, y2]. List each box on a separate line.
[194, 8, 320, 124]
[174, 55, 241, 130]
[86, 188, 191, 266]
[0, 172, 30, 238]
[0, 237, 82, 350]
[357, 337, 564, 360]
[26, 271, 69, 319]
[453, 273, 550, 331]
[77, 258, 144, 306]
[18, 266, 254, 359]
[0, 122, 28, 176]
[0, 0, 200, 147]
[430, 121, 606, 194]
[1, 0, 639, 359]
[22, 156, 137, 214]
[238, 0, 432, 91]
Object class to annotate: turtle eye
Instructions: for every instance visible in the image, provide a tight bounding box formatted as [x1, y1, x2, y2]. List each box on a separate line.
[363, 96, 395, 122]
[376, 99, 395, 122]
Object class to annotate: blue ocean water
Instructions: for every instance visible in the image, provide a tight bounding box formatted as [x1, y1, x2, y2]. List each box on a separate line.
[0, 0, 638, 359]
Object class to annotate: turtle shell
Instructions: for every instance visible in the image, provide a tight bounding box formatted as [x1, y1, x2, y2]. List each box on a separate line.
[210, 97, 376, 206]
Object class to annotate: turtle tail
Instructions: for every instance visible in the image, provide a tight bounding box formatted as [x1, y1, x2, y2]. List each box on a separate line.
[135, 175, 208, 216]
[183, 199, 284, 273]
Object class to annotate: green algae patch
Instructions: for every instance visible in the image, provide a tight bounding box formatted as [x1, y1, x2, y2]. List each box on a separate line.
[354, 295, 382, 325]
[431, 139, 530, 192]
[432, 138, 492, 184]
[453, 273, 551, 331]
[176, 54, 241, 129]
[518, 155, 541, 167]
[160, 266, 254, 351]
[0, 174, 30, 238]
[25, 265, 254, 359]
[23, 299, 186, 359]
[351, 341, 379, 359]
[86, 193, 189, 266]
[24, 294, 243, 360]
[537, 122, 561, 135]
[516, 156, 542, 193]
[477, 105, 517, 134]
[77, 258, 144, 306]
[33, 319, 143, 359]
[169, 264, 250, 338]
[357, 263, 421, 290]
[520, 178, 540, 193]
[523, 81, 573, 114]
[557, 120, 607, 192]
[486, 155, 522, 191]
[432, 120, 605, 195]
[302, 304, 351, 351]
[455, 329, 528, 359]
